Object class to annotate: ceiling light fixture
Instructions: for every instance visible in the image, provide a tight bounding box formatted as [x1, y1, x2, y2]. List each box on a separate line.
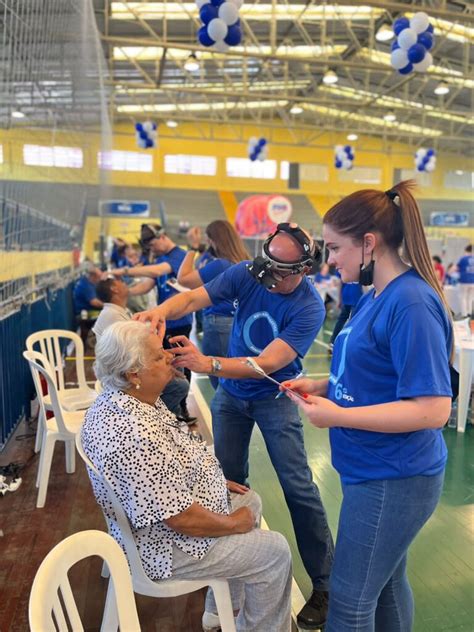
[347, 133, 358, 141]
[166, 120, 178, 128]
[383, 110, 396, 122]
[290, 105, 303, 114]
[184, 53, 199, 72]
[434, 81, 450, 95]
[375, 24, 394, 42]
[11, 110, 25, 118]
[322, 69, 338, 85]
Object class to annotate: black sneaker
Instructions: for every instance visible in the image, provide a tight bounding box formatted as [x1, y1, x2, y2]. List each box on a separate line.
[297, 590, 328, 630]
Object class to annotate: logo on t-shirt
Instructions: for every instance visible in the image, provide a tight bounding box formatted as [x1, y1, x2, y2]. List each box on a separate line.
[329, 327, 355, 403]
[243, 311, 279, 354]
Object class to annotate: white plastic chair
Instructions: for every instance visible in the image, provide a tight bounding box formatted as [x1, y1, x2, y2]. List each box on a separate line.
[26, 329, 96, 453]
[29, 529, 141, 632]
[75, 432, 237, 632]
[23, 351, 85, 508]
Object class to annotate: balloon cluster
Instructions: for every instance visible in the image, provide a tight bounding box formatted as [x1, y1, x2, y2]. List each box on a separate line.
[415, 148, 436, 172]
[390, 12, 435, 75]
[334, 145, 355, 170]
[248, 137, 268, 162]
[135, 121, 157, 149]
[196, 0, 243, 52]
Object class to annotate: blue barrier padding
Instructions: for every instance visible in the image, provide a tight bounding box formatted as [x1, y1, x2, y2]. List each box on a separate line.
[0, 283, 75, 449]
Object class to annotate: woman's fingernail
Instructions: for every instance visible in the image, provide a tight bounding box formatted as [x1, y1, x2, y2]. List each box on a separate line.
[282, 382, 289, 387]
[302, 393, 309, 399]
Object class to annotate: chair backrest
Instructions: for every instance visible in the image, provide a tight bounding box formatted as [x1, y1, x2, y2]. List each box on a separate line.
[29, 529, 141, 632]
[23, 350, 71, 436]
[75, 431, 154, 593]
[26, 329, 88, 392]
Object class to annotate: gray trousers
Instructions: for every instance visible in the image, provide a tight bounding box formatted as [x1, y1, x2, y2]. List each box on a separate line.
[171, 490, 292, 632]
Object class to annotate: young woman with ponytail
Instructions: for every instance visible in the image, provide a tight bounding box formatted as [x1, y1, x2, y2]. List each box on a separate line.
[282, 181, 453, 632]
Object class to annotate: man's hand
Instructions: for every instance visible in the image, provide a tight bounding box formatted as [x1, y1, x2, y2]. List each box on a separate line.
[168, 336, 212, 374]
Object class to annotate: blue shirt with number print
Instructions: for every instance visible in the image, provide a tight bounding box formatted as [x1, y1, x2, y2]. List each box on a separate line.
[328, 269, 452, 484]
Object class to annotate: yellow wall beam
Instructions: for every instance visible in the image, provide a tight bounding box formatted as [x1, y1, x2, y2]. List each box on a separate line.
[218, 191, 239, 223]
[0, 252, 73, 282]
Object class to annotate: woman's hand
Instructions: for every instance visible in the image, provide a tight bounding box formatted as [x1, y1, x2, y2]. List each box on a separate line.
[285, 391, 343, 428]
[280, 377, 329, 398]
[230, 507, 255, 534]
[133, 307, 167, 334]
[168, 336, 213, 374]
[227, 480, 250, 495]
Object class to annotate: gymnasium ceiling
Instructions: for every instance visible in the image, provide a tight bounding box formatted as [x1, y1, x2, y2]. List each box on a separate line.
[93, 1, 474, 153]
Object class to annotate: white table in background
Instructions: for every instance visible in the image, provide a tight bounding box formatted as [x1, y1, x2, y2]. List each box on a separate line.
[454, 335, 474, 432]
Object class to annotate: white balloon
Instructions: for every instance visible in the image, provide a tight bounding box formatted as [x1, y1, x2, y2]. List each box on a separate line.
[334, 144, 344, 154]
[208, 18, 228, 42]
[213, 40, 230, 52]
[415, 148, 427, 158]
[397, 27, 417, 50]
[425, 161, 435, 172]
[248, 136, 258, 149]
[260, 146, 269, 159]
[410, 12, 430, 34]
[137, 138, 147, 148]
[219, 2, 239, 25]
[391, 48, 409, 70]
[195, 0, 210, 7]
[413, 51, 433, 72]
[228, 0, 244, 8]
[143, 120, 153, 133]
[342, 158, 352, 169]
[257, 152, 265, 162]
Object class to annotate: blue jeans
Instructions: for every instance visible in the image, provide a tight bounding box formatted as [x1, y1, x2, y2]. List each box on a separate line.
[326, 472, 445, 632]
[202, 314, 234, 389]
[211, 386, 334, 590]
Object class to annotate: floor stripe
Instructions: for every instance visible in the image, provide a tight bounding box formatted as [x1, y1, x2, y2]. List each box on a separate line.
[313, 338, 330, 350]
[190, 378, 306, 629]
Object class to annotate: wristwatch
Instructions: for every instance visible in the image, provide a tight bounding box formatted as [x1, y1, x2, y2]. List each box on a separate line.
[210, 357, 222, 374]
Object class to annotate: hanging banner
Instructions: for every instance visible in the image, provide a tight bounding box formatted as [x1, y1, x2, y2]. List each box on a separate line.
[430, 212, 469, 227]
[99, 200, 150, 217]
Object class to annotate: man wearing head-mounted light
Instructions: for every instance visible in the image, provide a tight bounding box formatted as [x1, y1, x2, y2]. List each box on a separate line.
[134, 222, 334, 629]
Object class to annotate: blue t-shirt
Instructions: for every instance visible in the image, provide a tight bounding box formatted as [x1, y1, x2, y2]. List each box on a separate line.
[328, 269, 452, 484]
[314, 273, 331, 283]
[205, 262, 325, 399]
[341, 282, 363, 307]
[199, 258, 235, 317]
[73, 276, 97, 314]
[457, 254, 474, 284]
[154, 246, 193, 330]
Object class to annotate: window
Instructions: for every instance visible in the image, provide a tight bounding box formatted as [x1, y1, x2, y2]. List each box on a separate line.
[98, 150, 153, 173]
[399, 168, 432, 187]
[226, 157, 277, 179]
[280, 161, 329, 182]
[164, 154, 217, 176]
[280, 161, 289, 180]
[443, 170, 474, 191]
[338, 167, 381, 184]
[23, 144, 83, 168]
[0, 145, 3, 164]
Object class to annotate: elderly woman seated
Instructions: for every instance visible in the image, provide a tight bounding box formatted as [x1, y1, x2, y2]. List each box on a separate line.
[81, 320, 292, 632]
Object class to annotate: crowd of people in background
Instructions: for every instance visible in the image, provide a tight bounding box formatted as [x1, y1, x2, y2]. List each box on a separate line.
[70, 197, 472, 632]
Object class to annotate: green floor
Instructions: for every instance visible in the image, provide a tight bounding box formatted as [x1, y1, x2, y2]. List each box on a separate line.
[197, 322, 474, 631]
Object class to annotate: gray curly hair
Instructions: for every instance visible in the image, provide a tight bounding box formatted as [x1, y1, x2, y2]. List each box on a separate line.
[94, 320, 151, 390]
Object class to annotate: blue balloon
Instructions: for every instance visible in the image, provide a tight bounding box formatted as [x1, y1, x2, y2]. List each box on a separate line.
[250, 153, 257, 162]
[426, 148, 435, 157]
[200, 3, 218, 25]
[422, 154, 431, 164]
[198, 25, 214, 47]
[407, 43, 426, 64]
[145, 138, 154, 148]
[344, 145, 351, 153]
[398, 62, 413, 75]
[210, 0, 224, 6]
[335, 159, 342, 169]
[417, 31, 434, 50]
[258, 138, 267, 147]
[393, 17, 410, 36]
[417, 164, 425, 172]
[426, 23, 434, 34]
[347, 153, 354, 161]
[391, 40, 400, 52]
[135, 122, 143, 132]
[224, 24, 242, 46]
[139, 130, 148, 140]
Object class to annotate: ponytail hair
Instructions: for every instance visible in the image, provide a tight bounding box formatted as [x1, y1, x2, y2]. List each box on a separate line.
[324, 180, 453, 331]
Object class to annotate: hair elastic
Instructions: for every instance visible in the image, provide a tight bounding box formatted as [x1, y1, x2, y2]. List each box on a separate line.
[385, 189, 401, 207]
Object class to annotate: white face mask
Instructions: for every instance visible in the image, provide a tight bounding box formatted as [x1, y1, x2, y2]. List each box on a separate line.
[450, 271, 460, 280]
